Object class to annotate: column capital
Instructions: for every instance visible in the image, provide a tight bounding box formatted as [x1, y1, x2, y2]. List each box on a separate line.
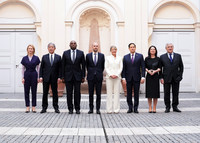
[194, 22, 200, 28]
[65, 21, 74, 27]
[116, 21, 125, 27]
[148, 22, 155, 28]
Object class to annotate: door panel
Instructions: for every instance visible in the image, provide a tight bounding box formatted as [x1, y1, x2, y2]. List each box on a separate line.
[152, 31, 195, 92]
[0, 32, 15, 92]
[0, 31, 37, 93]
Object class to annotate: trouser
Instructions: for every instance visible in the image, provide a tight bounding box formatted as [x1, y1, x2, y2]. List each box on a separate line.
[24, 75, 38, 107]
[42, 77, 59, 110]
[88, 76, 102, 111]
[106, 77, 121, 113]
[164, 80, 180, 109]
[126, 78, 140, 111]
[65, 76, 81, 111]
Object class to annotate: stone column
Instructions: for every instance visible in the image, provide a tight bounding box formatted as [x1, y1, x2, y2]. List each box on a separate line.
[65, 21, 73, 47]
[194, 22, 200, 92]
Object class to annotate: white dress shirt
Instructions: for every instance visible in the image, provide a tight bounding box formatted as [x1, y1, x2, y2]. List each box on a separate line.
[49, 53, 55, 62]
[167, 52, 174, 59]
[105, 55, 123, 78]
[130, 53, 135, 59]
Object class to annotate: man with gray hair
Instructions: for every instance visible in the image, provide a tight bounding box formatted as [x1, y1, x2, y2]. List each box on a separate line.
[39, 43, 62, 114]
[160, 43, 184, 113]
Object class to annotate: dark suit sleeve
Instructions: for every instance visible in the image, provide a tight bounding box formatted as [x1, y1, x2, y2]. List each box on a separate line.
[81, 51, 86, 78]
[179, 55, 184, 78]
[58, 55, 62, 78]
[61, 52, 66, 79]
[102, 54, 105, 72]
[122, 56, 126, 79]
[39, 56, 44, 78]
[141, 55, 145, 78]
[158, 58, 162, 79]
[86, 54, 89, 71]
[160, 56, 164, 79]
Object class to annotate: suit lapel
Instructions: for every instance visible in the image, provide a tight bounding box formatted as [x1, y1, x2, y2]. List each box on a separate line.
[67, 50, 73, 64]
[90, 53, 95, 66]
[96, 53, 101, 66]
[46, 54, 51, 66]
[74, 50, 79, 64]
[52, 54, 57, 66]
[165, 53, 171, 64]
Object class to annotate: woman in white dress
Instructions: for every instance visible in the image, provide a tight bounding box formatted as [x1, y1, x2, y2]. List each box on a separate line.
[105, 46, 123, 113]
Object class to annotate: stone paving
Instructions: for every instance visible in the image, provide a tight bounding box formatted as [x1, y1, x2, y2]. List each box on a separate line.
[0, 92, 200, 143]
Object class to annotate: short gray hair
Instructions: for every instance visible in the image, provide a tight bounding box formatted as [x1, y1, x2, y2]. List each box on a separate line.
[110, 45, 117, 51]
[165, 43, 174, 48]
[47, 42, 56, 48]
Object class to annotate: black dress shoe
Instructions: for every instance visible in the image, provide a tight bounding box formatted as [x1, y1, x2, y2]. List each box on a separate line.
[153, 111, 156, 113]
[127, 109, 133, 113]
[55, 109, 60, 114]
[96, 110, 101, 114]
[76, 110, 80, 114]
[134, 110, 139, 113]
[69, 110, 73, 114]
[88, 110, 93, 114]
[149, 111, 153, 113]
[40, 109, 46, 114]
[173, 108, 181, 112]
[165, 108, 170, 113]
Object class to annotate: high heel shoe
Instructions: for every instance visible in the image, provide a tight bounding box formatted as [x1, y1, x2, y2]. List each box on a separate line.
[25, 110, 30, 113]
[32, 110, 36, 113]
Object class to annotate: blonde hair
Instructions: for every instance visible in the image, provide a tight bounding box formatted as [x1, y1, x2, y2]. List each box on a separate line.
[27, 44, 35, 54]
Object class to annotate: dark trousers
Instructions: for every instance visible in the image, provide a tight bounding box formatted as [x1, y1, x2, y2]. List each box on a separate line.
[88, 76, 102, 111]
[164, 80, 180, 109]
[65, 76, 81, 111]
[42, 77, 59, 110]
[126, 78, 140, 110]
[24, 75, 37, 107]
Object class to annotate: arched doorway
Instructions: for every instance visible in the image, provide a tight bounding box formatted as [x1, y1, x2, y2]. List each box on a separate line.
[79, 8, 111, 55]
[0, 1, 39, 93]
[149, 1, 198, 92]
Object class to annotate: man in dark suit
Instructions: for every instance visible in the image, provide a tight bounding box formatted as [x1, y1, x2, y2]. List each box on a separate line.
[86, 42, 105, 114]
[160, 43, 184, 113]
[122, 43, 145, 113]
[39, 43, 61, 114]
[62, 40, 86, 114]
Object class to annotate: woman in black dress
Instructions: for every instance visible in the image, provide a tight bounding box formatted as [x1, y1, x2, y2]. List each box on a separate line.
[145, 46, 161, 113]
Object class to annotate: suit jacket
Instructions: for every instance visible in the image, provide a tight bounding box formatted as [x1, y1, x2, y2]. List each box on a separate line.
[160, 52, 184, 83]
[39, 54, 62, 82]
[62, 49, 86, 82]
[105, 55, 123, 78]
[86, 52, 105, 81]
[122, 53, 145, 82]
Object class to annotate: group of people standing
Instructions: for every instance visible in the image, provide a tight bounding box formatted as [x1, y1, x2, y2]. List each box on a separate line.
[21, 41, 184, 114]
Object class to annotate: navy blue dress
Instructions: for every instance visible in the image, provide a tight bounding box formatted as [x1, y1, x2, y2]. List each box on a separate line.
[21, 55, 40, 107]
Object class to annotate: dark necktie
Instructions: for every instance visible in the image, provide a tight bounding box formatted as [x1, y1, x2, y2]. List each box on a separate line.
[169, 53, 173, 63]
[94, 53, 97, 65]
[131, 54, 134, 64]
[51, 54, 53, 66]
[72, 50, 75, 63]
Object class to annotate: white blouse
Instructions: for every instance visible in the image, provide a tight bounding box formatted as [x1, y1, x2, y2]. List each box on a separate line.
[105, 55, 123, 79]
